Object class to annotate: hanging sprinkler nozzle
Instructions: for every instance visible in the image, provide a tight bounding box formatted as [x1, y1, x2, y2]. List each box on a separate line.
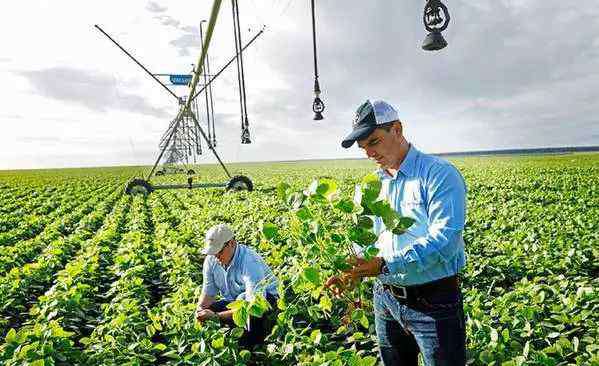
[422, 0, 450, 51]
[312, 78, 325, 120]
[310, 0, 325, 121]
[241, 124, 251, 144]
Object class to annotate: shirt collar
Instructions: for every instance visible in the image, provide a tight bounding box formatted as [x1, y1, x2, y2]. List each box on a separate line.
[377, 144, 418, 180]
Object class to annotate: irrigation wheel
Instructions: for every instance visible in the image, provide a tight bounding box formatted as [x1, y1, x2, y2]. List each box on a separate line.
[125, 178, 154, 195]
[226, 175, 253, 192]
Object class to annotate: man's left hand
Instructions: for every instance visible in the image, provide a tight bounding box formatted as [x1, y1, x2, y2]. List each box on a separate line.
[325, 256, 383, 297]
[346, 256, 383, 278]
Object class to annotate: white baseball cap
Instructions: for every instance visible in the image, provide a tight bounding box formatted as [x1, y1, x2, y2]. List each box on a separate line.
[341, 99, 400, 148]
[202, 224, 234, 255]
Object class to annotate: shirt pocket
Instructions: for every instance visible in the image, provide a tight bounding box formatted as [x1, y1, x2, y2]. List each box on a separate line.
[399, 199, 425, 216]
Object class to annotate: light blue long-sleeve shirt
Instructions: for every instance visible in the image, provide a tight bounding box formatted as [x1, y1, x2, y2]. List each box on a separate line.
[202, 243, 278, 301]
[374, 145, 467, 286]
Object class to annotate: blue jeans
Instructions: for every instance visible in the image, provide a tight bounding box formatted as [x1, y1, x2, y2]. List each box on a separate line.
[373, 280, 466, 366]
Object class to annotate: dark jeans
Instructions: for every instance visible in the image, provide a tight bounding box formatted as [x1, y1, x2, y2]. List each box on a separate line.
[209, 293, 278, 349]
[373, 280, 466, 366]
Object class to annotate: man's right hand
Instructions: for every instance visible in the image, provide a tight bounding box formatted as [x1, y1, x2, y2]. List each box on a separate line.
[196, 308, 218, 322]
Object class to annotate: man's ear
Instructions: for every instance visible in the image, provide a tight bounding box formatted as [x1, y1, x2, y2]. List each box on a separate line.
[392, 121, 402, 136]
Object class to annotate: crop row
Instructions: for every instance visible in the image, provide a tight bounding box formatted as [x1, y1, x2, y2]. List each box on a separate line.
[0, 187, 123, 337]
[81, 194, 164, 365]
[0, 183, 118, 275]
[0, 194, 131, 365]
[0, 181, 117, 247]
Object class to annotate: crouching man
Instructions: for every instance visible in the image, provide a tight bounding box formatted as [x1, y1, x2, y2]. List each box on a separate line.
[195, 223, 279, 348]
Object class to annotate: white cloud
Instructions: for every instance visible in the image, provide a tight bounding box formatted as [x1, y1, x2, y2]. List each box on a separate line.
[0, 0, 597, 169]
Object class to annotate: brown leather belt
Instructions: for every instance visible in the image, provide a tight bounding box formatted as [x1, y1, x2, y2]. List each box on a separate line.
[382, 275, 459, 301]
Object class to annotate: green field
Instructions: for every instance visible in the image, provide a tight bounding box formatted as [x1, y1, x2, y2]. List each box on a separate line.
[0, 153, 597, 365]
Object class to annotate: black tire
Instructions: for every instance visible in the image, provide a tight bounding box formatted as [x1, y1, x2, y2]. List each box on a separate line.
[125, 178, 154, 195]
[187, 169, 196, 175]
[226, 175, 253, 192]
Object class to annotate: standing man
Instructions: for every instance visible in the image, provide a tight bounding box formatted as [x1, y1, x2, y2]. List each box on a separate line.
[328, 99, 467, 365]
[196, 224, 279, 348]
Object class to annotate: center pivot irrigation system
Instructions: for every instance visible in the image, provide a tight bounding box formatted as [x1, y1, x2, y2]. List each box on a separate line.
[97, 0, 451, 195]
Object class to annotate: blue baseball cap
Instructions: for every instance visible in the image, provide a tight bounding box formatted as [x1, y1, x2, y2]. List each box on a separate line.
[341, 99, 400, 148]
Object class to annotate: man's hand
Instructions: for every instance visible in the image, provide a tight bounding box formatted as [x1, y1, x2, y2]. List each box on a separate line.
[325, 272, 355, 298]
[196, 308, 218, 322]
[348, 256, 383, 277]
[325, 256, 384, 297]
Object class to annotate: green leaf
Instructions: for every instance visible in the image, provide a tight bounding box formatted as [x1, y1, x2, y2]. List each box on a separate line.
[276, 182, 291, 201]
[392, 217, 416, 235]
[303, 266, 321, 286]
[226, 299, 246, 311]
[153, 343, 167, 351]
[352, 309, 365, 322]
[310, 329, 322, 344]
[295, 207, 313, 222]
[335, 198, 355, 213]
[261, 222, 278, 240]
[5, 328, 16, 343]
[240, 349, 251, 361]
[317, 179, 338, 200]
[249, 302, 266, 318]
[363, 245, 380, 260]
[232, 307, 249, 328]
[230, 327, 245, 338]
[359, 314, 369, 329]
[211, 335, 225, 349]
[348, 227, 378, 246]
[146, 324, 155, 337]
[361, 173, 382, 204]
[319, 294, 332, 312]
[330, 233, 344, 243]
[360, 356, 378, 366]
[479, 350, 494, 363]
[30, 360, 44, 366]
[369, 200, 392, 218]
[333, 256, 352, 271]
[356, 216, 374, 229]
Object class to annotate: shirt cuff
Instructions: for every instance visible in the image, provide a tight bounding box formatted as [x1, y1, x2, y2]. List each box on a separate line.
[382, 253, 407, 274]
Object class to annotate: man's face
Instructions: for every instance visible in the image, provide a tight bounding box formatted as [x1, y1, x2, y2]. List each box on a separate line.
[357, 123, 402, 169]
[214, 241, 231, 266]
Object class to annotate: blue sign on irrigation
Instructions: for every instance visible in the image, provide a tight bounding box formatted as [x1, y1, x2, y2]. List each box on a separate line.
[170, 74, 193, 85]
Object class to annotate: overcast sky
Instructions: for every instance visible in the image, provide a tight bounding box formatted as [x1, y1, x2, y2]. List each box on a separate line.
[1, 0, 598, 169]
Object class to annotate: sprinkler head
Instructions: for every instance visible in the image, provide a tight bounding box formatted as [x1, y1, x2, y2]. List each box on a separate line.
[422, 31, 448, 51]
[422, 0, 450, 51]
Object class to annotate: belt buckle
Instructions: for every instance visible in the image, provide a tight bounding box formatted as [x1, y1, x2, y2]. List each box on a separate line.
[391, 285, 407, 299]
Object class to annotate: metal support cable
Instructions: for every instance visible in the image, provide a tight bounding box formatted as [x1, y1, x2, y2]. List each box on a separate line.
[94, 25, 179, 101]
[311, 0, 319, 81]
[234, 0, 249, 129]
[199, 23, 213, 147]
[231, 0, 245, 132]
[190, 28, 264, 102]
[206, 47, 217, 146]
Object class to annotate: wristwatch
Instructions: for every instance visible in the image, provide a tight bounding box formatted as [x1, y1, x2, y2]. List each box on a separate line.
[380, 258, 390, 275]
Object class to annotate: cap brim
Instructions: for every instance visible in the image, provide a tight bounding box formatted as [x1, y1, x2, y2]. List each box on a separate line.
[341, 125, 376, 148]
[202, 245, 220, 255]
[201, 247, 213, 255]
